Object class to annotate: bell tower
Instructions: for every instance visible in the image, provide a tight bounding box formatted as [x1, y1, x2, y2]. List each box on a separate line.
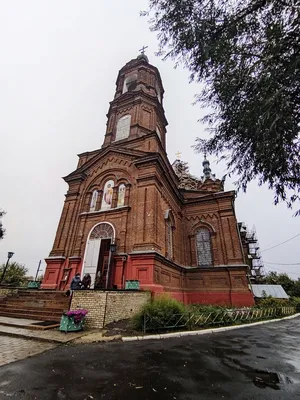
[102, 52, 168, 153]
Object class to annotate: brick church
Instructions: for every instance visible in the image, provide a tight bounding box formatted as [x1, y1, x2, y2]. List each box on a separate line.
[42, 53, 254, 307]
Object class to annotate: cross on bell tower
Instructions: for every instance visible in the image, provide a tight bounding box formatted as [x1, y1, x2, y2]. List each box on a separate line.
[139, 45, 148, 54]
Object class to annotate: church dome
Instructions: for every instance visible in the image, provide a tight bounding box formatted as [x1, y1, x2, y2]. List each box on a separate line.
[136, 53, 149, 63]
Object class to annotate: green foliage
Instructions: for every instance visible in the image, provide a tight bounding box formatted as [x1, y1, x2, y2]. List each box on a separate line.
[0, 262, 28, 286]
[289, 297, 300, 312]
[261, 290, 267, 298]
[0, 209, 5, 240]
[186, 303, 228, 314]
[256, 297, 289, 309]
[133, 295, 296, 332]
[132, 294, 186, 331]
[144, 0, 300, 213]
[263, 271, 300, 296]
[289, 280, 300, 297]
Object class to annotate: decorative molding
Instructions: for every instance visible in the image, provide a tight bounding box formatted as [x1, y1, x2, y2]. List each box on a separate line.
[116, 106, 133, 115]
[142, 105, 152, 113]
[185, 213, 218, 221]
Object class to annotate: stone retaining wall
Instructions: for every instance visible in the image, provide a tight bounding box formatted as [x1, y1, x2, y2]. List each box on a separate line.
[71, 290, 151, 328]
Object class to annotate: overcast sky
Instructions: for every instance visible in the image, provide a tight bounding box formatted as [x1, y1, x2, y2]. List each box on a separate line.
[0, 1, 299, 279]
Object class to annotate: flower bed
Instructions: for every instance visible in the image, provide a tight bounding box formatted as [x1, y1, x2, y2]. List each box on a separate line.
[59, 309, 88, 332]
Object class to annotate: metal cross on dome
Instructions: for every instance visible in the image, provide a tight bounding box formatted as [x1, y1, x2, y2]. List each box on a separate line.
[139, 45, 148, 54]
[175, 151, 182, 159]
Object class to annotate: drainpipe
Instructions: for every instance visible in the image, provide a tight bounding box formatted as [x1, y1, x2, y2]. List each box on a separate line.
[226, 267, 233, 307]
[105, 251, 114, 290]
[121, 256, 127, 289]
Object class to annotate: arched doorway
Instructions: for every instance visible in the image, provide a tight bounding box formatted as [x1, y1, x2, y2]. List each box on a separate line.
[82, 222, 115, 289]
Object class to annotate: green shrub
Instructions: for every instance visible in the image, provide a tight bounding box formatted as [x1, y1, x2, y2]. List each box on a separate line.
[289, 297, 300, 311]
[186, 304, 228, 314]
[132, 294, 186, 331]
[256, 297, 290, 308]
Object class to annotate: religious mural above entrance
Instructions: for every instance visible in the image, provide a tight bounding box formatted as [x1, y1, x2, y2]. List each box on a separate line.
[117, 184, 126, 207]
[101, 180, 114, 210]
[90, 190, 98, 212]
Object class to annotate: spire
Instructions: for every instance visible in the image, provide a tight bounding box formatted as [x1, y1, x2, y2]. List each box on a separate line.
[202, 152, 216, 181]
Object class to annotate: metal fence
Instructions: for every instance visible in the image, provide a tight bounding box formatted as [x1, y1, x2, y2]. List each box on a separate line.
[143, 307, 296, 334]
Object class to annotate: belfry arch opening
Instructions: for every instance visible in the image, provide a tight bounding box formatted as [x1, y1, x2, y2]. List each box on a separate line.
[82, 222, 115, 289]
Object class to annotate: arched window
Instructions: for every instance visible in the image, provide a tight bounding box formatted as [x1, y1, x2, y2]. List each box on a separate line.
[90, 190, 98, 212]
[117, 184, 126, 207]
[115, 115, 131, 141]
[196, 228, 213, 267]
[101, 180, 114, 210]
[89, 222, 114, 240]
[165, 210, 174, 259]
[123, 74, 138, 93]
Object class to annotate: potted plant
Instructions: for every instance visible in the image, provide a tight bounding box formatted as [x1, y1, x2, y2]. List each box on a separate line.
[59, 309, 88, 332]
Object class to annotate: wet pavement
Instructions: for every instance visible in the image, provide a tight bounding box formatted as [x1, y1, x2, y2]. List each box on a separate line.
[0, 317, 300, 399]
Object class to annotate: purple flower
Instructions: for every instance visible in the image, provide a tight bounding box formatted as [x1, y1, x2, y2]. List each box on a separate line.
[66, 309, 88, 324]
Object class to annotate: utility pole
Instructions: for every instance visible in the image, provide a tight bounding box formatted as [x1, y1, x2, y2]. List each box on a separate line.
[35, 260, 42, 281]
[0, 252, 14, 284]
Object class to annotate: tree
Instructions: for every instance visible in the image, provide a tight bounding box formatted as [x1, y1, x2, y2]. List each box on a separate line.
[0, 209, 5, 239]
[0, 262, 28, 287]
[144, 0, 300, 213]
[290, 279, 300, 297]
[264, 271, 295, 296]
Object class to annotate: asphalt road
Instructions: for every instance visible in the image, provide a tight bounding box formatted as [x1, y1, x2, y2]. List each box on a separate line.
[0, 318, 300, 400]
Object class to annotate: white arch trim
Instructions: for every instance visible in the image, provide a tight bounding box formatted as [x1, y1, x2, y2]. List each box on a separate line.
[81, 222, 116, 286]
[86, 221, 116, 242]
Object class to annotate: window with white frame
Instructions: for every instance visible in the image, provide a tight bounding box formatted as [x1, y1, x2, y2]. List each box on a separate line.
[115, 115, 131, 141]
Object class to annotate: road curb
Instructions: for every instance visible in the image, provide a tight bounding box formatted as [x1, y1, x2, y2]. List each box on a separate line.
[122, 313, 300, 342]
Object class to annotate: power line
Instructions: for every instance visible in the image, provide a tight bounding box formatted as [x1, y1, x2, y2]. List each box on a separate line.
[264, 267, 300, 276]
[264, 261, 300, 266]
[261, 232, 300, 253]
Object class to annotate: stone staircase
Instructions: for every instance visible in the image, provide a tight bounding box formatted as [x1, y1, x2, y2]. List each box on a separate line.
[0, 289, 70, 322]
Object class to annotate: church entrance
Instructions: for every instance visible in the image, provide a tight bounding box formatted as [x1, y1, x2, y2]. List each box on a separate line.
[82, 223, 115, 289]
[95, 238, 111, 289]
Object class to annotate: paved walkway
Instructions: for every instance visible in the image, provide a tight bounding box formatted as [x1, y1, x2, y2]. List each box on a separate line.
[0, 336, 55, 367]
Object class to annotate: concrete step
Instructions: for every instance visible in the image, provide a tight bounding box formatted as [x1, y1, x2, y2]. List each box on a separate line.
[0, 306, 64, 316]
[0, 303, 68, 313]
[2, 299, 69, 306]
[0, 316, 59, 331]
[0, 320, 87, 343]
[0, 310, 62, 322]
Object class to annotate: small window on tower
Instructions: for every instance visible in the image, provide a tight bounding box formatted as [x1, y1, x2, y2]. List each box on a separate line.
[123, 74, 138, 93]
[115, 115, 131, 141]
